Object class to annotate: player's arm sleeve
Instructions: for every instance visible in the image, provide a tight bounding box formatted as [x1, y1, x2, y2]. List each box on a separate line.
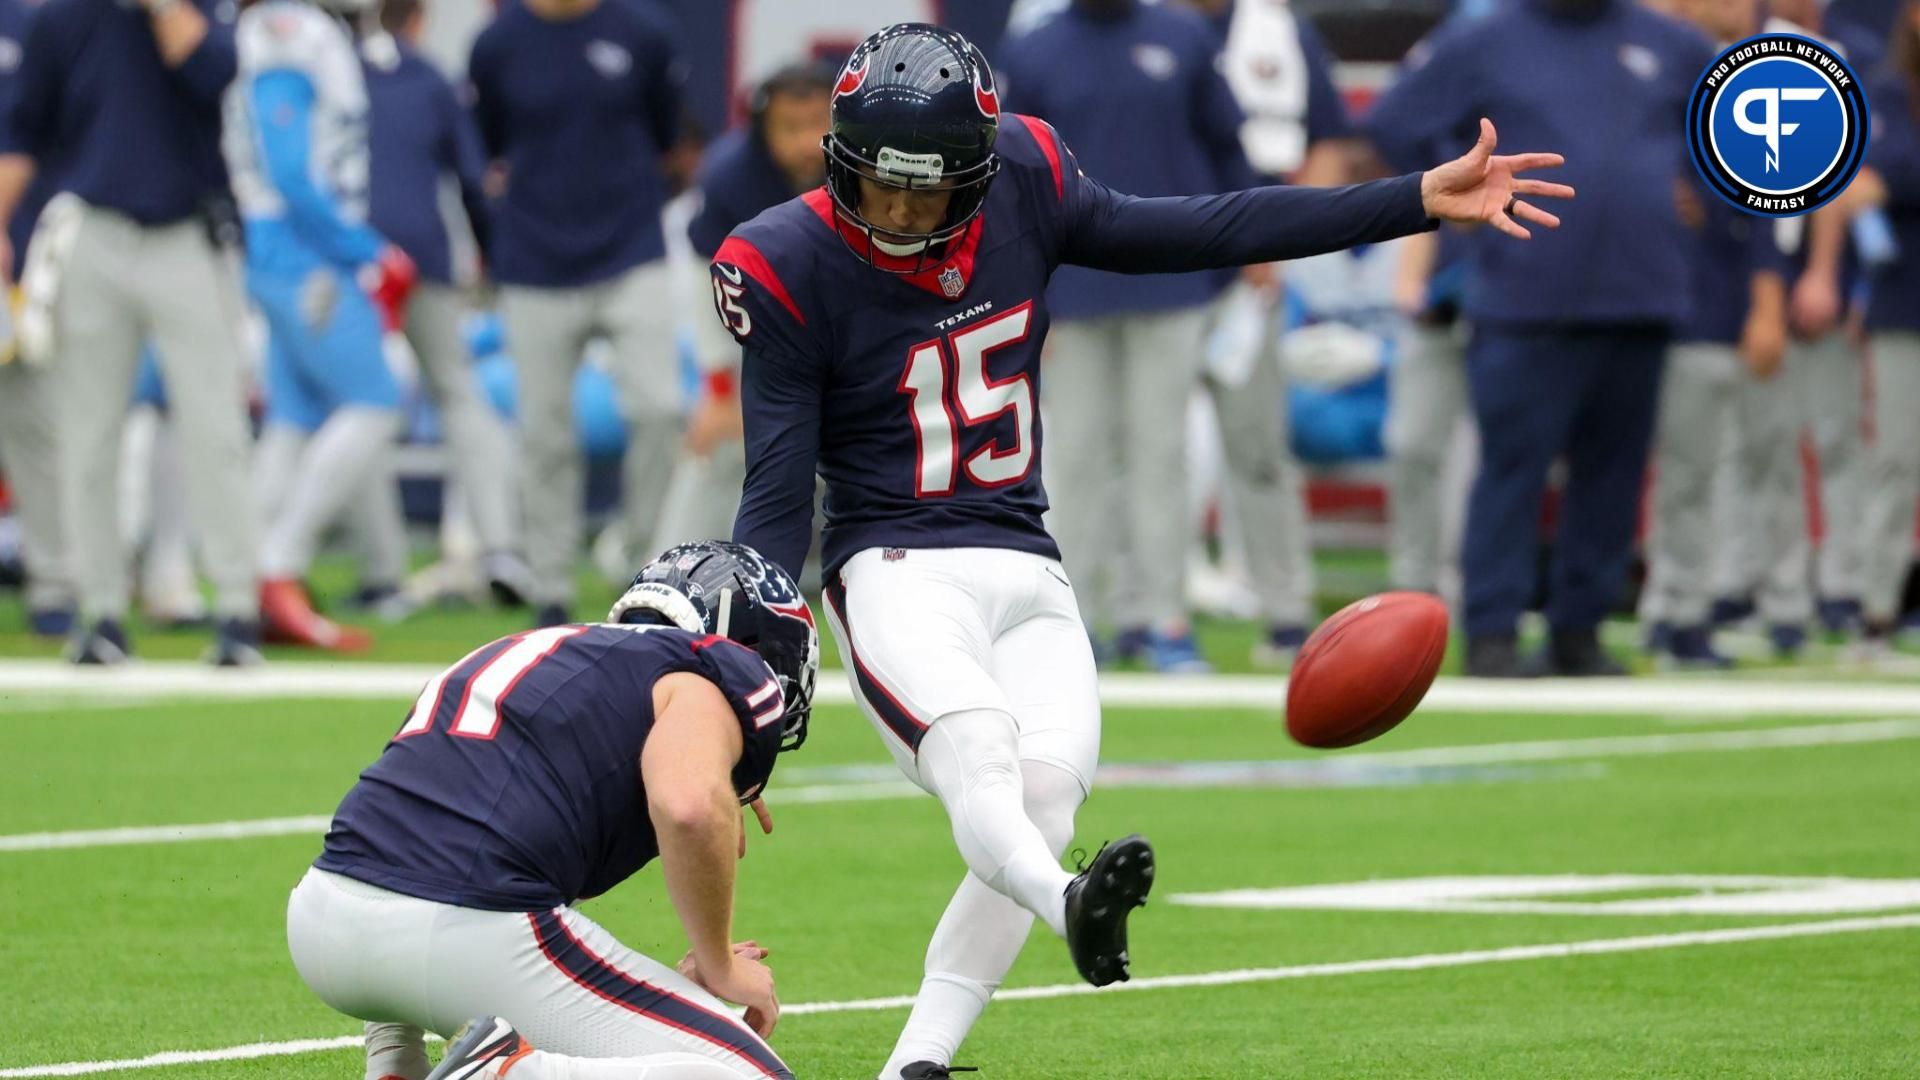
[1060, 168, 1434, 272]
[250, 70, 385, 267]
[690, 639, 787, 792]
[1361, 24, 1477, 174]
[731, 338, 822, 579]
[171, 4, 239, 106]
[1297, 18, 1354, 146]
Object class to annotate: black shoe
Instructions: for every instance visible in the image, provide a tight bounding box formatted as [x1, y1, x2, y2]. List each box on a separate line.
[1769, 622, 1808, 659]
[485, 552, 534, 608]
[1818, 597, 1863, 636]
[203, 618, 265, 668]
[1063, 834, 1154, 987]
[532, 603, 572, 628]
[1465, 633, 1526, 678]
[26, 605, 74, 638]
[426, 1016, 529, 1080]
[66, 618, 131, 666]
[899, 1064, 979, 1079]
[1641, 620, 1674, 655]
[1545, 628, 1627, 677]
[1662, 625, 1733, 670]
[1710, 595, 1756, 628]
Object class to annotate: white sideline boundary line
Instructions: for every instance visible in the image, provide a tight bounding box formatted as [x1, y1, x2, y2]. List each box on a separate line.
[8, 658, 1920, 715]
[4, 914, 1916, 1077]
[8, 719, 1918, 854]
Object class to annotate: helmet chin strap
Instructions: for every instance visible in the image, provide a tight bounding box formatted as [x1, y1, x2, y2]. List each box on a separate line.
[872, 234, 931, 257]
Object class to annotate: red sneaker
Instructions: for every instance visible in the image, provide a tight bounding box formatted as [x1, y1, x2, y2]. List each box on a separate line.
[260, 579, 373, 652]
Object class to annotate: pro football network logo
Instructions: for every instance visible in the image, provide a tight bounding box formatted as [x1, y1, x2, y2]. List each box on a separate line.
[1687, 33, 1869, 216]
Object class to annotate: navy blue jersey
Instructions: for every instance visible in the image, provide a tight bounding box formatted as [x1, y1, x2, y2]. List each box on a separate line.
[1864, 69, 1920, 335]
[718, 114, 1434, 580]
[1679, 185, 1789, 346]
[686, 127, 801, 259]
[317, 624, 785, 912]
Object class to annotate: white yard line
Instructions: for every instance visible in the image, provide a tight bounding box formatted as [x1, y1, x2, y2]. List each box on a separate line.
[4, 914, 1916, 1077]
[8, 658, 1920, 715]
[7, 719, 1917, 854]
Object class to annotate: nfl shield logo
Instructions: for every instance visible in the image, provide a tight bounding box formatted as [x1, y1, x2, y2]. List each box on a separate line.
[883, 548, 907, 562]
[938, 266, 965, 299]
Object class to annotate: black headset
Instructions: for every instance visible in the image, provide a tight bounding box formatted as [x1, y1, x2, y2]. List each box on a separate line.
[748, 58, 840, 139]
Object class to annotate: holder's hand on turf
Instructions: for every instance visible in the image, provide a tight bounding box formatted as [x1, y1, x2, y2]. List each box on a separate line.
[687, 948, 779, 1038]
[1421, 118, 1574, 240]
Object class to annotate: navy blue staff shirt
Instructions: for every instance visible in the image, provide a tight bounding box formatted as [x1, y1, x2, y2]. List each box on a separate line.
[317, 623, 786, 912]
[0, 0, 54, 261]
[365, 38, 489, 286]
[686, 127, 801, 260]
[1864, 70, 1920, 335]
[9, 0, 237, 226]
[716, 115, 1434, 581]
[997, 0, 1258, 319]
[467, 0, 685, 287]
[1366, 0, 1713, 328]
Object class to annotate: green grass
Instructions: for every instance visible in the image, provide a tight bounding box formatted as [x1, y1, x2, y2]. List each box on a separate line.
[4, 685, 1918, 1078]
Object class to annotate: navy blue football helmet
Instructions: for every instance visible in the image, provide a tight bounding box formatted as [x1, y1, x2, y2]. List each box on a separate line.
[610, 541, 820, 753]
[823, 23, 1001, 273]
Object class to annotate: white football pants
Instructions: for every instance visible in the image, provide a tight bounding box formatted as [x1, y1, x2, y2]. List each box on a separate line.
[286, 869, 791, 1079]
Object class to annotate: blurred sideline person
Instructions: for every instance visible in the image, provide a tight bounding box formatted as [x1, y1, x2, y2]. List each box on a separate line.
[1368, 0, 1712, 678]
[364, 0, 531, 606]
[469, 0, 688, 628]
[1384, 228, 1475, 598]
[999, 0, 1257, 673]
[1182, 0, 1361, 667]
[1854, 2, 1920, 644]
[228, 0, 419, 653]
[288, 542, 816, 1080]
[654, 60, 835, 555]
[4, 0, 262, 665]
[1638, 0, 1795, 669]
[0, 0, 71, 639]
[1768, 0, 1886, 635]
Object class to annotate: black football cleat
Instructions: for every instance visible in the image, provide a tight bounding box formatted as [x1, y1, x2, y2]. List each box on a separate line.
[66, 618, 132, 666]
[899, 1064, 978, 1079]
[425, 1016, 531, 1080]
[1063, 834, 1155, 987]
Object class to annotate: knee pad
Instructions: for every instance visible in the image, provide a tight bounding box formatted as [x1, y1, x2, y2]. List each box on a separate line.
[918, 709, 1023, 801]
[1021, 759, 1084, 857]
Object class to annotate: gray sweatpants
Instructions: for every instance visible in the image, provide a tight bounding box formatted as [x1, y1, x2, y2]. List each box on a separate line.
[1044, 307, 1208, 631]
[1862, 332, 1920, 624]
[1201, 295, 1314, 627]
[649, 442, 746, 555]
[1704, 354, 1813, 625]
[1643, 340, 1804, 626]
[53, 204, 256, 622]
[501, 259, 678, 607]
[1385, 319, 1473, 596]
[1794, 332, 1867, 602]
[405, 282, 517, 557]
[0, 358, 72, 611]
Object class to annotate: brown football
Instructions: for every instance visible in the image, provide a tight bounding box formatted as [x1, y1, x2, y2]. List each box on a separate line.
[1284, 592, 1449, 749]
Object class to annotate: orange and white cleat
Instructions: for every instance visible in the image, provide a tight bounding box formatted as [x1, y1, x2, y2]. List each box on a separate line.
[427, 1017, 535, 1080]
[259, 578, 373, 652]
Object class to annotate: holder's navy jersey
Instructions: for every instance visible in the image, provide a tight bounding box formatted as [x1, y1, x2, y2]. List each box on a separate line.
[716, 113, 1434, 581]
[316, 624, 786, 912]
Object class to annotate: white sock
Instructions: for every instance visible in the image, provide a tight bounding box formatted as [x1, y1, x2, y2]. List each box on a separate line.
[505, 1048, 756, 1079]
[881, 760, 1083, 1078]
[916, 711, 1075, 938]
[261, 407, 399, 578]
[363, 1022, 430, 1080]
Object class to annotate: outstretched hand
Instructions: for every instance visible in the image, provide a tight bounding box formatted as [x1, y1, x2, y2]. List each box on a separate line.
[1421, 118, 1575, 240]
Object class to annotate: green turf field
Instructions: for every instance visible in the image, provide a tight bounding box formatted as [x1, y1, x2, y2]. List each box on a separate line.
[5, 672, 1918, 1078]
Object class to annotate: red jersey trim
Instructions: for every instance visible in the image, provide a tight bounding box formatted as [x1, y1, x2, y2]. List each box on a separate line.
[802, 187, 986, 302]
[1012, 114, 1064, 201]
[713, 237, 806, 327]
